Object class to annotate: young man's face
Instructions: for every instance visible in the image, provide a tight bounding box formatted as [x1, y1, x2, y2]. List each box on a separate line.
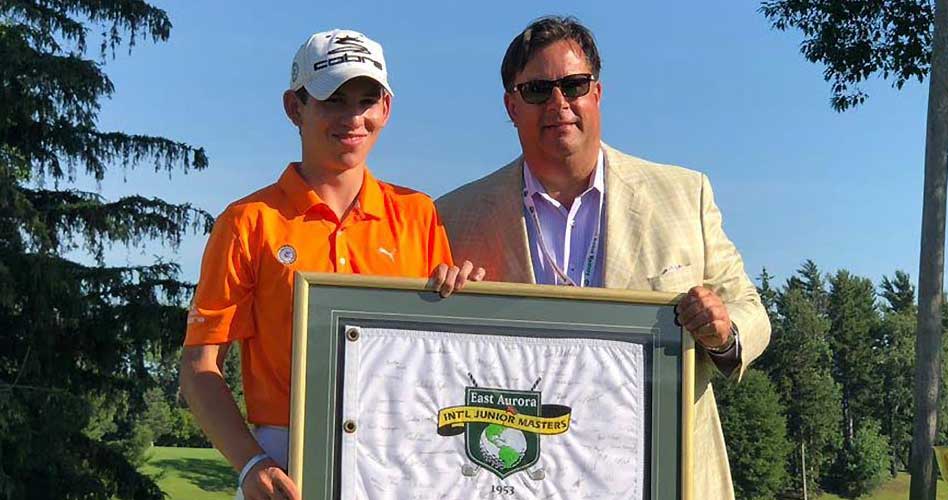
[295, 77, 391, 173]
[504, 40, 602, 164]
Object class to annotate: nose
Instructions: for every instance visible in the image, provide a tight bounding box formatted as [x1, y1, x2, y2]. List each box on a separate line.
[545, 86, 570, 109]
[337, 103, 365, 128]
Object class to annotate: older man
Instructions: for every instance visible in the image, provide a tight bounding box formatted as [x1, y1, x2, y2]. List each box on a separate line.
[436, 16, 770, 499]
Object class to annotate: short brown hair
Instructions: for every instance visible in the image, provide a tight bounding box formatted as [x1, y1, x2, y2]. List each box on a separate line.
[500, 16, 602, 92]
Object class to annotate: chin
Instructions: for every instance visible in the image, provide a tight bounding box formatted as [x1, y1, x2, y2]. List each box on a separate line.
[334, 152, 369, 170]
[541, 137, 583, 157]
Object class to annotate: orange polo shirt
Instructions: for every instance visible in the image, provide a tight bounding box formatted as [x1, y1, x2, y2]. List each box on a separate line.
[185, 163, 453, 426]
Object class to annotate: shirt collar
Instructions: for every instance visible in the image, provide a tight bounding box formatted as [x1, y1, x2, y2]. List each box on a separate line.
[277, 163, 385, 219]
[523, 147, 605, 203]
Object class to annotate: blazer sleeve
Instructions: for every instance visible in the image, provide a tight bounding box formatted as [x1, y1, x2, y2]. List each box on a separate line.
[699, 173, 771, 381]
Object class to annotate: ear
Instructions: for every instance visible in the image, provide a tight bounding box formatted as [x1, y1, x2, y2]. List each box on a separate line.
[283, 90, 303, 126]
[503, 91, 518, 126]
[592, 80, 602, 106]
[378, 91, 392, 127]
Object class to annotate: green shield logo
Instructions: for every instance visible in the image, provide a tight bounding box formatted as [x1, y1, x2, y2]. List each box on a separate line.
[464, 387, 541, 479]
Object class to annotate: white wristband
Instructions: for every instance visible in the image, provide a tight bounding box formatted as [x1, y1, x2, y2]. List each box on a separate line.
[238, 453, 271, 489]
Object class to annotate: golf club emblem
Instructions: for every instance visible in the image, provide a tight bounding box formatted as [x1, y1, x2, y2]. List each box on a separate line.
[437, 374, 572, 480]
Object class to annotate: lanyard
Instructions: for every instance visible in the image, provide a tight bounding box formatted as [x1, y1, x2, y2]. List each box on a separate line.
[523, 190, 603, 287]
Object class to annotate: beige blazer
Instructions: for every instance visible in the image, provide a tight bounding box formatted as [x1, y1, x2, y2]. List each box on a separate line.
[436, 144, 771, 500]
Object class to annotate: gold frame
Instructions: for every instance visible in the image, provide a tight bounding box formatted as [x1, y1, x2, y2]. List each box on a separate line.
[290, 272, 694, 499]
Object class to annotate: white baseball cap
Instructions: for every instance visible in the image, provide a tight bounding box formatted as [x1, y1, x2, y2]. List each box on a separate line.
[289, 29, 394, 100]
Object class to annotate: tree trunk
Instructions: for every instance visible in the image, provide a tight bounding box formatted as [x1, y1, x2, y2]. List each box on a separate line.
[802, 440, 808, 500]
[910, 0, 948, 497]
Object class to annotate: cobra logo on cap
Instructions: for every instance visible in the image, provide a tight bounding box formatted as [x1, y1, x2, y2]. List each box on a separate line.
[277, 245, 297, 265]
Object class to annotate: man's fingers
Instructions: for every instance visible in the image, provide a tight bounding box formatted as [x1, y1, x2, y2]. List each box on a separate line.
[677, 298, 709, 327]
[455, 260, 475, 291]
[428, 263, 449, 290]
[689, 320, 731, 348]
[272, 470, 301, 500]
[244, 465, 300, 500]
[440, 265, 461, 297]
[242, 462, 278, 500]
[682, 306, 724, 333]
[472, 267, 486, 281]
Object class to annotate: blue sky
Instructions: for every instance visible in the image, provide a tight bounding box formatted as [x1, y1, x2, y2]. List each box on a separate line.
[69, 0, 931, 292]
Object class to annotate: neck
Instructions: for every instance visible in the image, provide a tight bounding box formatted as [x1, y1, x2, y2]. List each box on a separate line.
[525, 149, 598, 208]
[298, 161, 365, 220]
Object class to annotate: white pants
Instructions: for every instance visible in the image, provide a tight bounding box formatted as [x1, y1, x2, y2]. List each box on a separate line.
[235, 426, 289, 499]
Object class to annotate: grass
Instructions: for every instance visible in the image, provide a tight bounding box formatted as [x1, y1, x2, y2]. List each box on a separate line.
[140, 446, 235, 500]
[140, 448, 948, 500]
[817, 472, 948, 499]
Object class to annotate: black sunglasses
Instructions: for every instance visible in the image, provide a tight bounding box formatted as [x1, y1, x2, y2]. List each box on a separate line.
[510, 74, 597, 104]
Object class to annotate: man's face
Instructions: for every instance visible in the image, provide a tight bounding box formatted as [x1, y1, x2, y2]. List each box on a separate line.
[296, 77, 391, 172]
[504, 40, 602, 163]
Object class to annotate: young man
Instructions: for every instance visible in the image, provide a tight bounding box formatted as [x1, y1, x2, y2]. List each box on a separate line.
[180, 29, 481, 500]
[436, 17, 770, 499]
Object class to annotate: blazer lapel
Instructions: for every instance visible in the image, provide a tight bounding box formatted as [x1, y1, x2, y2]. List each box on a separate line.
[602, 145, 652, 289]
[482, 158, 536, 284]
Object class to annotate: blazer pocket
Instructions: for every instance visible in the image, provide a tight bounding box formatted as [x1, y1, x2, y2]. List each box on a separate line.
[647, 265, 697, 293]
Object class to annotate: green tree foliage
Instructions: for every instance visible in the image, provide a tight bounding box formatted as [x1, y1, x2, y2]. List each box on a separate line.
[880, 270, 917, 314]
[870, 308, 916, 474]
[786, 259, 829, 315]
[757, 267, 779, 318]
[757, 3, 947, 495]
[715, 369, 792, 500]
[828, 270, 880, 442]
[759, 0, 934, 111]
[765, 286, 843, 495]
[830, 419, 893, 498]
[0, 2, 211, 498]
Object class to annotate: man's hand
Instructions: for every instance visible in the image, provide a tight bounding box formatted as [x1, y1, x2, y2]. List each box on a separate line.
[675, 286, 732, 349]
[429, 260, 487, 297]
[241, 458, 300, 500]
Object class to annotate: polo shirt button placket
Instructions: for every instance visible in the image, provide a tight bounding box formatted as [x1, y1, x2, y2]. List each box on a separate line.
[335, 224, 348, 271]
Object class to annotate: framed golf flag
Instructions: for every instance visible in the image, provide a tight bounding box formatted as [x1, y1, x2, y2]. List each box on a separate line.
[289, 273, 694, 499]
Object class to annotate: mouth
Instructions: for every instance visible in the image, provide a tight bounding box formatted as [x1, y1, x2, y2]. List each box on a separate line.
[334, 134, 368, 147]
[542, 122, 578, 131]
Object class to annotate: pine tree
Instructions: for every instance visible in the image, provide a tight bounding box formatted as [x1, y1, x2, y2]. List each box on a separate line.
[872, 308, 916, 474]
[0, 2, 210, 498]
[786, 259, 829, 316]
[766, 286, 843, 495]
[715, 369, 792, 500]
[880, 270, 917, 314]
[827, 270, 881, 444]
[757, 267, 779, 318]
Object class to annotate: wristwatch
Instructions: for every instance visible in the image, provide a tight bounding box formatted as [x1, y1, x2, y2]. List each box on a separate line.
[705, 324, 739, 355]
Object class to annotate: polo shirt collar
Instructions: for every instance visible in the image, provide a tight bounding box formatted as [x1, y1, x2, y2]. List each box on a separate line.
[356, 169, 385, 219]
[277, 163, 384, 219]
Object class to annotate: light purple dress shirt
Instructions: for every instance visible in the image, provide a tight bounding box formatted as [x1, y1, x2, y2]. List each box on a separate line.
[522, 149, 605, 287]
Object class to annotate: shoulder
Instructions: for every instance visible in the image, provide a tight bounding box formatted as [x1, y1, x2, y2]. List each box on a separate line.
[604, 144, 707, 194]
[436, 158, 521, 215]
[215, 182, 287, 231]
[377, 180, 439, 220]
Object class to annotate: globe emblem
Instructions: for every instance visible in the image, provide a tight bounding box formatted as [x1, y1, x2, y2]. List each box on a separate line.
[478, 424, 527, 470]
